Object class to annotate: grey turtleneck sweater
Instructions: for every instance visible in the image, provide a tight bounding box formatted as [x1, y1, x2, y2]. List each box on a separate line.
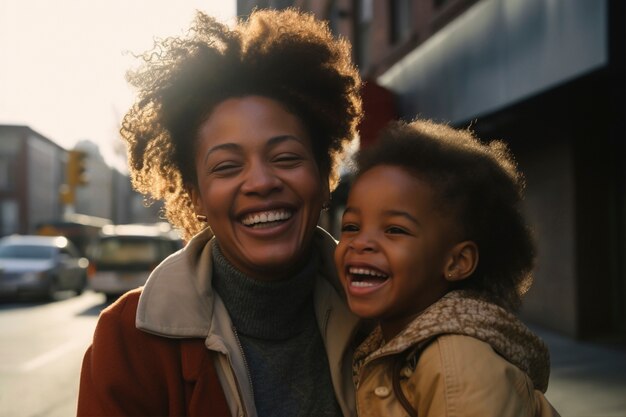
[211, 244, 342, 417]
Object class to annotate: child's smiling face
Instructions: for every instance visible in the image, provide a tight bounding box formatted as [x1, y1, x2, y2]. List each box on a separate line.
[335, 165, 460, 339]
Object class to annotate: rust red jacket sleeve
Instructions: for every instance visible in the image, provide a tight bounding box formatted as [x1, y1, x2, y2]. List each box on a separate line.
[77, 289, 230, 417]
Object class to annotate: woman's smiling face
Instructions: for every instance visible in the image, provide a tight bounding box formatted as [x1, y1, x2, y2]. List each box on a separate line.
[190, 96, 327, 281]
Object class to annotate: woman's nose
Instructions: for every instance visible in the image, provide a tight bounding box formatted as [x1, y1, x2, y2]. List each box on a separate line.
[240, 160, 282, 195]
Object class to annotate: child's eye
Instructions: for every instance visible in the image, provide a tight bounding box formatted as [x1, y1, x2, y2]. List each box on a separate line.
[386, 226, 408, 235]
[341, 223, 359, 233]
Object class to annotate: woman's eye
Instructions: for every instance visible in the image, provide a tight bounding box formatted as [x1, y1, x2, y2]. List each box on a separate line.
[211, 162, 240, 174]
[273, 153, 303, 166]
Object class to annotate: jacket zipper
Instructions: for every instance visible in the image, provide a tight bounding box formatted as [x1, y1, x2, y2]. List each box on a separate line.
[232, 326, 255, 400]
[322, 308, 331, 339]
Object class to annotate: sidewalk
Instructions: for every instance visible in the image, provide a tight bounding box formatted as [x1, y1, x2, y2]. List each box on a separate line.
[531, 326, 626, 417]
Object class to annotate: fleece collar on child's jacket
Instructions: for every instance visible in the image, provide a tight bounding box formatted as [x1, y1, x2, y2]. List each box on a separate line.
[353, 290, 551, 392]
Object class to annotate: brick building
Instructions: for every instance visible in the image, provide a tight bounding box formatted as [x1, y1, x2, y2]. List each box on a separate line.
[237, 0, 625, 340]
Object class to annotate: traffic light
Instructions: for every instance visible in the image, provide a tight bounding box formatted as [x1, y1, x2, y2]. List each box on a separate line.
[59, 184, 75, 205]
[67, 150, 88, 186]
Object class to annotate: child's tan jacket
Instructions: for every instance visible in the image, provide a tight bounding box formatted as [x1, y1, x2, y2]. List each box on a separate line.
[353, 290, 560, 417]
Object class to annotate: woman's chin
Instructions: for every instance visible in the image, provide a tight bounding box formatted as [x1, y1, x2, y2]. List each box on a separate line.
[239, 245, 310, 280]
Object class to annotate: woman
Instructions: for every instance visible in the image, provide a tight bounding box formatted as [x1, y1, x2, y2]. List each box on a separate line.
[77, 8, 363, 417]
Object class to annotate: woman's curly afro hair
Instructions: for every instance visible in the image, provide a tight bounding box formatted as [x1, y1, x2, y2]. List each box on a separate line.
[354, 119, 536, 311]
[120, 8, 362, 240]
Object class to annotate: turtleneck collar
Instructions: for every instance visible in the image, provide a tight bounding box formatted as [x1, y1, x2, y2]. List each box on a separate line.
[211, 243, 318, 340]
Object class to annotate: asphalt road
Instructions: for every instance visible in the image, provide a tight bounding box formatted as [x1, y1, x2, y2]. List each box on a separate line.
[533, 325, 626, 417]
[1, 291, 624, 417]
[0, 291, 105, 417]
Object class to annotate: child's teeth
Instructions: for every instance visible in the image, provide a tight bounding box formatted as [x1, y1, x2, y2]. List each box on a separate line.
[349, 267, 387, 278]
[351, 281, 377, 287]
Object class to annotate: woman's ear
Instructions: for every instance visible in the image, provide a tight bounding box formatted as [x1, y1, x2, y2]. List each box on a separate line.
[186, 185, 204, 216]
[319, 176, 331, 207]
[319, 161, 332, 198]
[324, 180, 331, 204]
[444, 241, 479, 282]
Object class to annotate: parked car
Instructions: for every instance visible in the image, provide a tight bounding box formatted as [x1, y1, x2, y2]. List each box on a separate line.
[87, 223, 183, 300]
[0, 235, 89, 299]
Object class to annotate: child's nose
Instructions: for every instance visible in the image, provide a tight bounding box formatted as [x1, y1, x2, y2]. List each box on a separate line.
[349, 233, 378, 253]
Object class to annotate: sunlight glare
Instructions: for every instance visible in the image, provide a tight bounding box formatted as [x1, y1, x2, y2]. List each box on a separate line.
[0, 0, 236, 170]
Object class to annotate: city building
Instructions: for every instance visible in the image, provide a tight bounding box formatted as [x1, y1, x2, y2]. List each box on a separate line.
[0, 125, 66, 235]
[0, 125, 162, 236]
[237, 0, 626, 340]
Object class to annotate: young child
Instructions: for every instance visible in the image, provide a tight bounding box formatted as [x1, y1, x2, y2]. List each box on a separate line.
[335, 119, 560, 417]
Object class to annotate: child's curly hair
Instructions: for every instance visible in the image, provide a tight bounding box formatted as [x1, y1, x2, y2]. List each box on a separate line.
[354, 119, 536, 310]
[120, 8, 362, 240]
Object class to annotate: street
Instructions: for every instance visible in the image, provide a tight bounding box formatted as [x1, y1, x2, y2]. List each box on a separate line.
[1, 291, 624, 417]
[535, 326, 626, 417]
[0, 291, 105, 417]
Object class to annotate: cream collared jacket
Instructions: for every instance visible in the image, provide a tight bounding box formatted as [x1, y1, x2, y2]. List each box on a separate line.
[135, 227, 361, 417]
[352, 291, 561, 417]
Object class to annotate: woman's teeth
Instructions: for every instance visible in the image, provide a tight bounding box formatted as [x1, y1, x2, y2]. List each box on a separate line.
[241, 210, 292, 227]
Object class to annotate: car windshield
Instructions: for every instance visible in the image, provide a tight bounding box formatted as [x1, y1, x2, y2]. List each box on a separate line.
[0, 244, 55, 259]
[95, 237, 160, 265]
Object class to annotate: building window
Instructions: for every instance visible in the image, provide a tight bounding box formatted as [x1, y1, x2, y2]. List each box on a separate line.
[355, 0, 373, 70]
[0, 156, 15, 192]
[0, 200, 18, 235]
[389, 0, 412, 44]
[328, 0, 344, 36]
[269, 0, 296, 9]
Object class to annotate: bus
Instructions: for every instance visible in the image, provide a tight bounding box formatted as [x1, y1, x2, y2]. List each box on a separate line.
[36, 213, 111, 257]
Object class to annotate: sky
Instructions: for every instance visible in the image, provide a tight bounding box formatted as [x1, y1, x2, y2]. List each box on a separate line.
[0, 0, 236, 171]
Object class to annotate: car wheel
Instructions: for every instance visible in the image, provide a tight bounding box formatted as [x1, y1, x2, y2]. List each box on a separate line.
[75, 274, 87, 296]
[45, 277, 59, 301]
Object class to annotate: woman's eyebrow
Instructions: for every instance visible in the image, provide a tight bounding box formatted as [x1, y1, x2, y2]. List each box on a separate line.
[266, 135, 305, 148]
[203, 135, 305, 164]
[203, 143, 241, 165]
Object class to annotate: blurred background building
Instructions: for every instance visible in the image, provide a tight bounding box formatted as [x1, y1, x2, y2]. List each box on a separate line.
[238, 0, 626, 341]
[0, 125, 66, 236]
[0, 125, 162, 238]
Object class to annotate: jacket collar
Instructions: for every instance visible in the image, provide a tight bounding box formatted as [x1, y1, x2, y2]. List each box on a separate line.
[136, 226, 361, 417]
[136, 227, 215, 337]
[136, 226, 353, 338]
[354, 290, 551, 392]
